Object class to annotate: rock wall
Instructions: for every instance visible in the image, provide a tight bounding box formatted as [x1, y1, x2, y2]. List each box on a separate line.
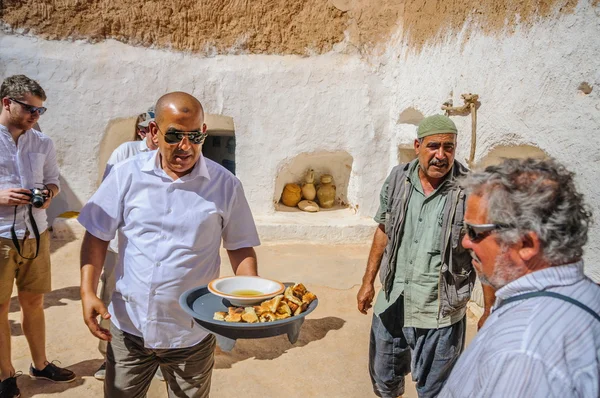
[1, 0, 583, 54]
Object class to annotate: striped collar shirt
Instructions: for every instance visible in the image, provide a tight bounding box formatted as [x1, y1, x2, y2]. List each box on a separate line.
[440, 261, 600, 398]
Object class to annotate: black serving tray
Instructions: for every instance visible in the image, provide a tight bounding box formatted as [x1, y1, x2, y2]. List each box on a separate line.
[179, 283, 318, 351]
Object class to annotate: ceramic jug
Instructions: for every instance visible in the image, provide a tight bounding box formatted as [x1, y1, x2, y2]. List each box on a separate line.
[316, 174, 336, 208]
[281, 183, 302, 207]
[301, 169, 316, 201]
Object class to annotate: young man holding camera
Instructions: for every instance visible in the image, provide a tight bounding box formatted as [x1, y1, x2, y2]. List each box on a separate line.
[0, 75, 75, 398]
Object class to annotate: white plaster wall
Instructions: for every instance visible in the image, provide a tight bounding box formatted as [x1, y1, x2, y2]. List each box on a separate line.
[0, 0, 598, 279]
[0, 36, 390, 222]
[379, 1, 600, 280]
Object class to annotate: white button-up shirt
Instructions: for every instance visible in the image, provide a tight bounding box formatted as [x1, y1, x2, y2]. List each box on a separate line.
[440, 261, 600, 398]
[102, 138, 153, 253]
[102, 138, 152, 180]
[0, 124, 60, 238]
[78, 151, 260, 348]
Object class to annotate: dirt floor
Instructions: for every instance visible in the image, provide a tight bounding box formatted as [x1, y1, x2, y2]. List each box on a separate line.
[7, 238, 478, 397]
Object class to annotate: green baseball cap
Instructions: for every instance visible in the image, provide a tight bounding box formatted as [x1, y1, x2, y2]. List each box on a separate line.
[417, 115, 457, 139]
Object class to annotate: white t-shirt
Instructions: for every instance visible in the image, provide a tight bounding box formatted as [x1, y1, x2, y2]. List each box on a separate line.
[78, 151, 260, 348]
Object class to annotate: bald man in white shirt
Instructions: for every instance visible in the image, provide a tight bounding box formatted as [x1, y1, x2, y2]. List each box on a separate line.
[79, 92, 260, 398]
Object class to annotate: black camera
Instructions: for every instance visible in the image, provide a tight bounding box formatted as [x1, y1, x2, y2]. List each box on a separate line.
[27, 187, 48, 208]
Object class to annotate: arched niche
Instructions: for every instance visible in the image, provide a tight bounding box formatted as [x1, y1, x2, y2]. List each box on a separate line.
[202, 114, 236, 175]
[97, 117, 138, 186]
[274, 151, 354, 211]
[98, 114, 237, 185]
[397, 107, 424, 125]
[398, 145, 417, 165]
[476, 144, 548, 169]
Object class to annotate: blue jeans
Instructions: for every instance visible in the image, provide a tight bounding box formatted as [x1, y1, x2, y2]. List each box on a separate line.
[369, 296, 466, 398]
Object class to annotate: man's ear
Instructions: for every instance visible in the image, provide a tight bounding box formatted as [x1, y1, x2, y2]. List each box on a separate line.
[148, 121, 159, 145]
[202, 123, 207, 133]
[518, 231, 541, 262]
[414, 138, 420, 155]
[2, 97, 11, 111]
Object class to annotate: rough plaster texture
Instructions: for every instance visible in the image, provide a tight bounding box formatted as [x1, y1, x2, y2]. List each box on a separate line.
[0, 0, 581, 55]
[0, 1, 599, 278]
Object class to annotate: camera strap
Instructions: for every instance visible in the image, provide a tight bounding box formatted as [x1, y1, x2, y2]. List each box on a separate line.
[10, 204, 41, 260]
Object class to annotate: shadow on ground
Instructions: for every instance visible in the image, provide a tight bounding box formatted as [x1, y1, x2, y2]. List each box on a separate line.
[8, 286, 81, 336]
[215, 316, 345, 369]
[17, 359, 101, 396]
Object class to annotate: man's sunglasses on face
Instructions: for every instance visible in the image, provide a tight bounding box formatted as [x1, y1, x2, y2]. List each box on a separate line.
[9, 97, 47, 115]
[464, 222, 514, 242]
[157, 125, 207, 145]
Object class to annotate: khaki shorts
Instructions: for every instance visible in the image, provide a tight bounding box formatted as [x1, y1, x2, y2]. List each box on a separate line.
[0, 230, 51, 303]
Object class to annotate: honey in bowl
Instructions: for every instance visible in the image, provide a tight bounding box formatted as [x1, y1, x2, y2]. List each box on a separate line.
[231, 289, 263, 297]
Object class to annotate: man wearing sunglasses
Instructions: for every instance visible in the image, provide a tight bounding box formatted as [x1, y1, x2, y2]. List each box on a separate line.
[440, 158, 600, 397]
[0, 75, 76, 398]
[357, 115, 494, 398]
[79, 91, 260, 398]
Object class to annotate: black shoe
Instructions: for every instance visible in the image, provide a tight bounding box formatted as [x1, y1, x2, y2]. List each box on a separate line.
[0, 372, 21, 398]
[29, 361, 76, 383]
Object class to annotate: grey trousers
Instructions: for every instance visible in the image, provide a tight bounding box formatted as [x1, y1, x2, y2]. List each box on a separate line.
[105, 323, 216, 398]
[369, 296, 466, 398]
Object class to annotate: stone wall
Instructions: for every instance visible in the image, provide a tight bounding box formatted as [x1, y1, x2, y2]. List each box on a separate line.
[1, 0, 584, 54]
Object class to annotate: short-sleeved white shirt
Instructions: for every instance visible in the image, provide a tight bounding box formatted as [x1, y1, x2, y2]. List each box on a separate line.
[102, 138, 153, 254]
[78, 151, 260, 348]
[0, 125, 60, 238]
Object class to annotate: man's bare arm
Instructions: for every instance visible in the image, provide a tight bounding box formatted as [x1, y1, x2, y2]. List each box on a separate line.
[80, 231, 112, 341]
[227, 247, 258, 276]
[357, 224, 388, 314]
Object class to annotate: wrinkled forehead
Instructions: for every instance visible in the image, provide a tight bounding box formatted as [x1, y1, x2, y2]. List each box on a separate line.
[160, 107, 204, 131]
[421, 133, 456, 145]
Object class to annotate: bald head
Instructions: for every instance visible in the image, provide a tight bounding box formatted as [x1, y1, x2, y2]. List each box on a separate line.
[155, 91, 204, 126]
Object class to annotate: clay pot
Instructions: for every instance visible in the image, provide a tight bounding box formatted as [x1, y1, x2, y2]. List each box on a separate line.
[301, 169, 316, 201]
[316, 174, 336, 209]
[281, 183, 302, 207]
[298, 200, 319, 212]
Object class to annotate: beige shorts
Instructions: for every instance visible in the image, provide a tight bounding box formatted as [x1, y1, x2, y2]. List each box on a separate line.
[0, 230, 51, 303]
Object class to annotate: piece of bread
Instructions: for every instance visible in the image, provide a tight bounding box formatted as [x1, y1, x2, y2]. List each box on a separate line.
[242, 307, 259, 323]
[275, 312, 291, 320]
[259, 311, 276, 322]
[285, 299, 299, 313]
[228, 307, 244, 316]
[284, 287, 302, 306]
[225, 312, 242, 322]
[261, 295, 283, 313]
[253, 305, 266, 315]
[302, 292, 317, 305]
[292, 283, 307, 298]
[213, 311, 227, 321]
[225, 307, 243, 322]
[294, 302, 309, 316]
[276, 301, 292, 316]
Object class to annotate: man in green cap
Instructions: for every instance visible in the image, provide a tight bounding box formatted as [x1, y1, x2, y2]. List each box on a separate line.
[357, 115, 493, 397]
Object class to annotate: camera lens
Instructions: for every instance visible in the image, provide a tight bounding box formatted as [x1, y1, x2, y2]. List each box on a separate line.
[31, 195, 45, 208]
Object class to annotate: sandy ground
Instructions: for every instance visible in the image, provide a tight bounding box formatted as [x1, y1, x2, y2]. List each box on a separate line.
[7, 238, 478, 398]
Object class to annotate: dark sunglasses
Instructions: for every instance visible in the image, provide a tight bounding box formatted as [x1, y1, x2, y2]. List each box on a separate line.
[464, 222, 514, 242]
[9, 97, 47, 115]
[157, 125, 207, 145]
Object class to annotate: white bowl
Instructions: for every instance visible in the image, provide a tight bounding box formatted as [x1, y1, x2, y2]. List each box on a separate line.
[207, 276, 285, 306]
